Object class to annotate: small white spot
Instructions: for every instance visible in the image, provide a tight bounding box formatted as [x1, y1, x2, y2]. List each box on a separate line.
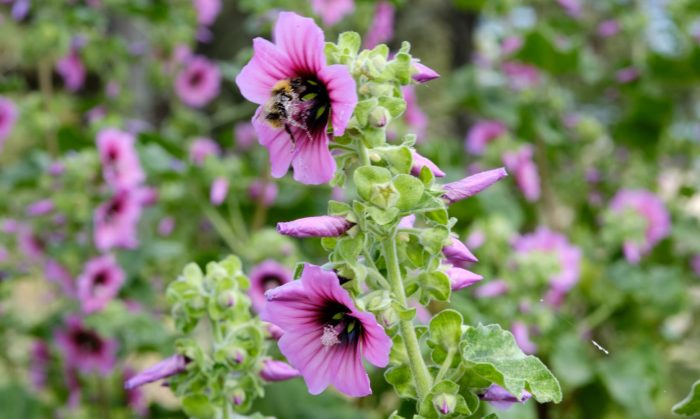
[591, 340, 609, 355]
[320, 324, 340, 347]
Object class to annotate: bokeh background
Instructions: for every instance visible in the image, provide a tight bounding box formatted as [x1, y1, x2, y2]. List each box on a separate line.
[1, 0, 699, 418]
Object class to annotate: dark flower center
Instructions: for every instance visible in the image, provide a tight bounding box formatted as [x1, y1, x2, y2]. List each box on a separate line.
[94, 270, 109, 286]
[189, 70, 205, 87]
[72, 329, 104, 354]
[263, 77, 330, 141]
[106, 195, 125, 218]
[319, 302, 361, 348]
[261, 274, 282, 291]
[106, 145, 119, 162]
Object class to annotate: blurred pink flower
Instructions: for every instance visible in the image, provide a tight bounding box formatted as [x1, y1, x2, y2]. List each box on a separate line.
[363, 1, 395, 49]
[616, 67, 639, 84]
[77, 255, 125, 314]
[26, 199, 54, 217]
[249, 259, 292, 313]
[402, 86, 428, 140]
[56, 49, 86, 92]
[609, 189, 670, 264]
[249, 180, 278, 207]
[234, 122, 257, 151]
[502, 144, 541, 202]
[175, 56, 221, 107]
[189, 137, 221, 165]
[511, 321, 536, 354]
[597, 19, 620, 38]
[311, 0, 354, 26]
[45, 259, 74, 297]
[0, 97, 18, 149]
[502, 61, 541, 90]
[557, 0, 582, 18]
[193, 0, 221, 26]
[691, 255, 700, 277]
[210, 177, 229, 206]
[466, 229, 485, 249]
[474, 279, 509, 298]
[157, 216, 176, 236]
[501, 36, 523, 56]
[55, 315, 117, 375]
[465, 120, 507, 155]
[97, 128, 145, 190]
[94, 189, 142, 251]
[29, 341, 50, 391]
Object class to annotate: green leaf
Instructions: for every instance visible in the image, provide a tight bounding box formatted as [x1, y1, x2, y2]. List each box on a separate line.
[376, 145, 413, 174]
[429, 309, 464, 350]
[378, 96, 407, 118]
[460, 324, 562, 403]
[354, 166, 393, 201]
[394, 174, 425, 211]
[182, 393, 215, 418]
[385, 365, 417, 399]
[418, 271, 451, 302]
[337, 31, 361, 56]
[353, 98, 378, 127]
[673, 380, 700, 416]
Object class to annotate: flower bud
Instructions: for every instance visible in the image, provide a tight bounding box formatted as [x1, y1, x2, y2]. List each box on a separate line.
[433, 393, 457, 415]
[370, 182, 399, 209]
[210, 177, 229, 206]
[217, 291, 236, 308]
[412, 60, 440, 83]
[443, 236, 478, 264]
[442, 168, 508, 204]
[411, 150, 445, 178]
[232, 389, 245, 406]
[447, 267, 483, 291]
[276, 215, 354, 238]
[369, 106, 390, 128]
[260, 359, 300, 382]
[123, 355, 189, 390]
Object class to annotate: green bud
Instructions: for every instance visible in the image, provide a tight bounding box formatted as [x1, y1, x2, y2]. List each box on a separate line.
[232, 389, 246, 406]
[218, 291, 236, 308]
[369, 106, 391, 128]
[370, 182, 400, 209]
[433, 393, 457, 416]
[369, 152, 382, 162]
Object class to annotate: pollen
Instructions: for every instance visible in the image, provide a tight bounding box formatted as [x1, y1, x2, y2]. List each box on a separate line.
[320, 324, 341, 347]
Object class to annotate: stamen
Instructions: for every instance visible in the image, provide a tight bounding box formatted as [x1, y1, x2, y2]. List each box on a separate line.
[320, 324, 341, 347]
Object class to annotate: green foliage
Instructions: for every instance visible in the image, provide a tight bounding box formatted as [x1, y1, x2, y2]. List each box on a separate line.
[673, 380, 700, 416]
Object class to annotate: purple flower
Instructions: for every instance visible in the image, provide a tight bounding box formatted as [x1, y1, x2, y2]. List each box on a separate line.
[249, 180, 278, 207]
[94, 189, 142, 251]
[175, 56, 221, 107]
[511, 321, 536, 354]
[249, 260, 293, 313]
[363, 1, 395, 49]
[261, 264, 391, 396]
[29, 341, 50, 391]
[609, 189, 670, 264]
[234, 121, 257, 151]
[411, 150, 444, 177]
[480, 384, 532, 410]
[26, 199, 54, 217]
[9, 0, 30, 20]
[210, 177, 229, 206]
[77, 255, 125, 314]
[465, 120, 507, 155]
[442, 167, 508, 204]
[260, 359, 301, 382]
[474, 279, 509, 298]
[17, 227, 44, 261]
[597, 19, 620, 37]
[124, 355, 189, 389]
[158, 217, 176, 236]
[56, 49, 86, 92]
[501, 36, 523, 56]
[402, 86, 428, 140]
[311, 0, 354, 26]
[466, 229, 485, 249]
[447, 267, 483, 291]
[0, 97, 18, 149]
[55, 315, 117, 375]
[443, 236, 478, 265]
[691, 255, 700, 277]
[97, 128, 145, 190]
[502, 62, 540, 90]
[557, 0, 582, 18]
[277, 215, 354, 237]
[616, 67, 639, 84]
[513, 227, 582, 298]
[411, 61, 440, 84]
[192, 0, 221, 26]
[502, 145, 540, 202]
[189, 137, 220, 165]
[235, 12, 357, 185]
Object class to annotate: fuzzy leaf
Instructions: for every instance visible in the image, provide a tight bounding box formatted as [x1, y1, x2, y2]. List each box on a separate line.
[385, 365, 417, 399]
[354, 166, 393, 200]
[461, 324, 562, 403]
[394, 174, 425, 211]
[429, 309, 464, 350]
[673, 380, 700, 416]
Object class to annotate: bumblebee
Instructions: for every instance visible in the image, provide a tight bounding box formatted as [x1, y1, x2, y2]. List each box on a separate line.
[261, 77, 328, 143]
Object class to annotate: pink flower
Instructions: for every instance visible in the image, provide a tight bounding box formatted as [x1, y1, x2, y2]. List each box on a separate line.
[474, 280, 509, 298]
[277, 215, 354, 237]
[502, 145, 540, 202]
[0, 96, 18, 148]
[442, 167, 508, 204]
[55, 315, 117, 375]
[511, 321, 536, 354]
[175, 56, 221, 107]
[97, 128, 145, 190]
[502, 62, 540, 90]
[446, 267, 483, 291]
[402, 86, 428, 140]
[56, 49, 86, 92]
[234, 121, 257, 151]
[260, 359, 301, 382]
[124, 355, 189, 389]
[189, 137, 220, 165]
[210, 177, 229, 206]
[29, 341, 50, 391]
[513, 227, 581, 297]
[311, 0, 354, 26]
[261, 264, 391, 396]
[609, 189, 670, 264]
[94, 189, 142, 251]
[26, 199, 54, 217]
[411, 61, 440, 84]
[466, 229, 485, 249]
[465, 120, 507, 155]
[557, 0, 582, 18]
[597, 19, 620, 37]
[363, 1, 395, 49]
[192, 0, 221, 26]
[235, 12, 357, 185]
[157, 217, 176, 236]
[249, 180, 278, 207]
[249, 260, 293, 313]
[480, 384, 531, 410]
[77, 255, 125, 314]
[616, 67, 639, 84]
[411, 150, 444, 177]
[501, 36, 523, 56]
[45, 259, 74, 297]
[691, 255, 700, 277]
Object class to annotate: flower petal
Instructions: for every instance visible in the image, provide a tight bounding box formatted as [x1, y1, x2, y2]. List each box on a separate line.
[331, 344, 372, 397]
[353, 310, 391, 367]
[235, 38, 294, 105]
[273, 12, 325, 76]
[291, 130, 336, 185]
[318, 64, 357, 136]
[252, 108, 295, 178]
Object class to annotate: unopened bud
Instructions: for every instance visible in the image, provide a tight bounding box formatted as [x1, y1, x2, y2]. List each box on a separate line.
[433, 393, 457, 415]
[232, 389, 245, 406]
[369, 152, 382, 162]
[218, 291, 236, 308]
[368, 106, 390, 128]
[370, 182, 399, 209]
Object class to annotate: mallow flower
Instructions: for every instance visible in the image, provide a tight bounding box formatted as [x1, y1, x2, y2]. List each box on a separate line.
[465, 120, 507, 155]
[77, 255, 125, 314]
[446, 267, 483, 291]
[97, 128, 145, 190]
[189, 137, 221, 165]
[311, 0, 354, 26]
[261, 264, 391, 397]
[94, 189, 142, 251]
[363, 1, 395, 49]
[249, 259, 293, 313]
[411, 150, 444, 178]
[0, 96, 18, 149]
[502, 144, 540, 202]
[235, 12, 357, 185]
[277, 215, 354, 237]
[609, 189, 670, 264]
[56, 48, 86, 92]
[192, 0, 221, 26]
[55, 315, 117, 375]
[175, 55, 221, 107]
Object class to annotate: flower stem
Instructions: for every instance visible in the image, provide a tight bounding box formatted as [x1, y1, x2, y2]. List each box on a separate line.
[435, 348, 456, 382]
[382, 237, 432, 401]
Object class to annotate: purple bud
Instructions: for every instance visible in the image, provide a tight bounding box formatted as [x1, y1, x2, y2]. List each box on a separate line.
[210, 177, 229, 206]
[442, 167, 508, 204]
[260, 360, 301, 382]
[474, 280, 509, 298]
[412, 61, 440, 83]
[443, 236, 478, 264]
[447, 267, 483, 290]
[276, 216, 354, 238]
[266, 323, 284, 340]
[411, 150, 445, 178]
[26, 199, 54, 217]
[480, 384, 532, 410]
[124, 355, 188, 390]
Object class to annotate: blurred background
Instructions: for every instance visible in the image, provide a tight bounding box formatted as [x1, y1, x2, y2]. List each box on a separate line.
[0, 0, 699, 418]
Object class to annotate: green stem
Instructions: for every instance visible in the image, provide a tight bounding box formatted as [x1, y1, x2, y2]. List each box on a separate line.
[202, 204, 245, 256]
[357, 141, 371, 167]
[435, 348, 456, 382]
[382, 237, 432, 401]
